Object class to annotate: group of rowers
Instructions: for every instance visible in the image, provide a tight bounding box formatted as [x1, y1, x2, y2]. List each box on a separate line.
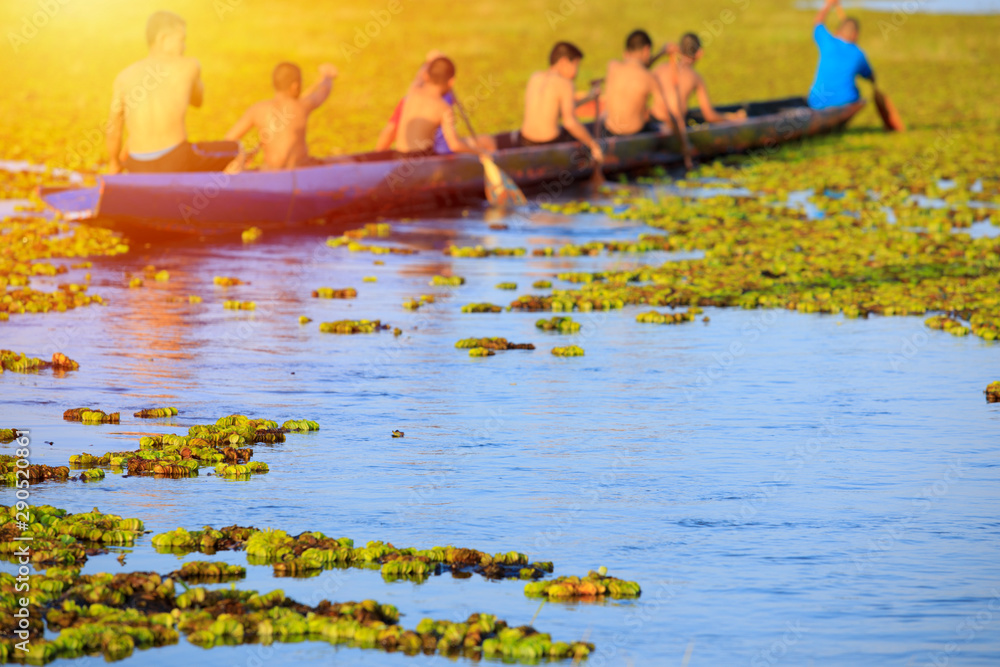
[108, 0, 875, 175]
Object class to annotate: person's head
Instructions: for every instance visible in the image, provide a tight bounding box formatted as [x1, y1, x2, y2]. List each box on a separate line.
[146, 11, 186, 55]
[272, 62, 302, 97]
[549, 41, 584, 80]
[625, 29, 653, 64]
[425, 56, 456, 93]
[679, 32, 702, 63]
[837, 17, 860, 43]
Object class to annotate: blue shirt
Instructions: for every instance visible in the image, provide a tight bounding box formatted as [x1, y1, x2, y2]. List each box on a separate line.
[808, 25, 873, 109]
[434, 91, 457, 154]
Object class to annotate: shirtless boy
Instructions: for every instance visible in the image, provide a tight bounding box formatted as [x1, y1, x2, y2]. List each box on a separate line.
[518, 42, 603, 163]
[653, 33, 745, 124]
[603, 30, 691, 168]
[375, 50, 455, 153]
[224, 62, 337, 170]
[394, 57, 485, 156]
[107, 12, 227, 174]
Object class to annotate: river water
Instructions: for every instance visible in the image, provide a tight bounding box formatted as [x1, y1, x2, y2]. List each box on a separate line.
[1, 193, 999, 666]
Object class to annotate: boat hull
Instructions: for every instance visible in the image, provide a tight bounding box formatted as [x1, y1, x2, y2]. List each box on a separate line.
[40, 98, 863, 233]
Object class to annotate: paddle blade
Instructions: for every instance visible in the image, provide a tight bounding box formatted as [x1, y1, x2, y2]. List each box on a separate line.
[874, 90, 905, 132]
[481, 156, 528, 207]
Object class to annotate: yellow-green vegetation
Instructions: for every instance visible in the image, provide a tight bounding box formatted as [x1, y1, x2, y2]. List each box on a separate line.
[531, 235, 672, 257]
[986, 381, 1000, 403]
[402, 295, 435, 310]
[133, 407, 179, 418]
[311, 287, 357, 299]
[0, 455, 70, 486]
[223, 300, 256, 310]
[62, 407, 120, 424]
[535, 316, 581, 333]
[468, 347, 495, 357]
[532, 280, 553, 289]
[495, 282, 517, 290]
[319, 319, 388, 334]
[455, 337, 534, 351]
[1, 350, 79, 373]
[0, 505, 144, 569]
[213, 276, 244, 287]
[524, 568, 641, 599]
[241, 226, 263, 243]
[925, 314, 969, 337]
[298, 315, 312, 324]
[430, 275, 465, 287]
[446, 245, 526, 258]
[282, 419, 320, 431]
[636, 307, 704, 325]
[461, 303, 503, 313]
[362, 276, 378, 282]
[551, 346, 585, 357]
[0, 429, 18, 443]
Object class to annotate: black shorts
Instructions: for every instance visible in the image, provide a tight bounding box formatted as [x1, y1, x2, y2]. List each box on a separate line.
[125, 141, 239, 174]
[601, 119, 663, 137]
[517, 128, 576, 148]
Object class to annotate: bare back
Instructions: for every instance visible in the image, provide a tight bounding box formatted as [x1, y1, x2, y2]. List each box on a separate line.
[603, 59, 661, 134]
[520, 70, 573, 143]
[246, 98, 311, 170]
[113, 55, 201, 154]
[397, 89, 449, 152]
[653, 62, 701, 118]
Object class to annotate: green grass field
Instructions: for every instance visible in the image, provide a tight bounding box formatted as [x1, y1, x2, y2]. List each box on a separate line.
[2, 0, 998, 170]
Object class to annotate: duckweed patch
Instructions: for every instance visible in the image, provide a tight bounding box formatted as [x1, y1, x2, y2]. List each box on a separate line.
[319, 320, 389, 334]
[524, 569, 641, 599]
[311, 287, 357, 299]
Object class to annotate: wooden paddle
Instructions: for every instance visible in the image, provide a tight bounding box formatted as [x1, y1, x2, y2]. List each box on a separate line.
[834, 3, 905, 132]
[453, 98, 527, 208]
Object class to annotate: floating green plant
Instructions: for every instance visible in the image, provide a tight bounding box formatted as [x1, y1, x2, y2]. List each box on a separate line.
[468, 347, 494, 357]
[986, 381, 1000, 403]
[535, 316, 580, 333]
[0, 455, 70, 486]
[242, 226, 263, 243]
[63, 407, 119, 424]
[213, 276, 244, 286]
[1, 350, 79, 374]
[532, 280, 552, 289]
[925, 314, 970, 336]
[461, 303, 503, 313]
[551, 346, 584, 357]
[282, 419, 319, 431]
[430, 275, 465, 286]
[223, 300, 256, 310]
[311, 287, 357, 299]
[455, 337, 534, 351]
[495, 282, 517, 290]
[636, 306, 703, 325]
[445, 245, 526, 258]
[524, 568, 641, 599]
[133, 407, 179, 418]
[319, 320, 388, 334]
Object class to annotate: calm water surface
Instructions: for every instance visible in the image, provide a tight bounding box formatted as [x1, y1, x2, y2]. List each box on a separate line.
[1, 194, 998, 666]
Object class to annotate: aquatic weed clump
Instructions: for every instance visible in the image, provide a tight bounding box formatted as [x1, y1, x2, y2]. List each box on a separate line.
[0, 455, 70, 486]
[0, 505, 145, 568]
[925, 314, 970, 336]
[430, 275, 465, 286]
[311, 287, 357, 299]
[319, 320, 389, 334]
[454, 338, 534, 351]
[524, 569, 641, 599]
[445, 245, 526, 258]
[460, 303, 503, 313]
[985, 381, 1000, 403]
[636, 306, 703, 325]
[551, 346, 585, 357]
[1, 350, 79, 374]
[535, 316, 580, 333]
[133, 407, 178, 418]
[62, 408, 120, 424]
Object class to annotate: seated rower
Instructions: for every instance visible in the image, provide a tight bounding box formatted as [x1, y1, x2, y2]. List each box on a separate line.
[808, 0, 873, 109]
[603, 29, 691, 168]
[517, 42, 603, 162]
[224, 62, 337, 170]
[108, 11, 235, 174]
[652, 33, 746, 124]
[394, 57, 490, 156]
[376, 51, 456, 154]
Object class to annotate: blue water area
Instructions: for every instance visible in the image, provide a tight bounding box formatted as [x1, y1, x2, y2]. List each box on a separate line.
[1, 195, 999, 666]
[799, 0, 1000, 14]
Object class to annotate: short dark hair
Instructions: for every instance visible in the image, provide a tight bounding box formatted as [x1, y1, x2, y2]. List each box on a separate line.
[272, 62, 302, 92]
[146, 11, 185, 46]
[549, 41, 584, 65]
[625, 29, 652, 52]
[427, 56, 456, 85]
[679, 32, 701, 58]
[840, 16, 860, 32]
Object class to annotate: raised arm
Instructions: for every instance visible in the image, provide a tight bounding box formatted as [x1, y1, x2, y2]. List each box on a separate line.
[106, 81, 126, 174]
[558, 82, 603, 162]
[815, 0, 839, 26]
[650, 74, 693, 169]
[302, 64, 337, 112]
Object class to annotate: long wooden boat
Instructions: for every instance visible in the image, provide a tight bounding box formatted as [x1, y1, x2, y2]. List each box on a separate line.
[40, 97, 863, 233]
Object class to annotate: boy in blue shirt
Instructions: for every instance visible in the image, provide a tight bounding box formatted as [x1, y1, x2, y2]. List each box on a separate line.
[808, 0, 874, 109]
